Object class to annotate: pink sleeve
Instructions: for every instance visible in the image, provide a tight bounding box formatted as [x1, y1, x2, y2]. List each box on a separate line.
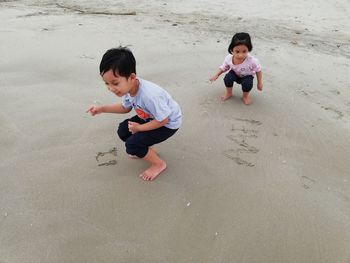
[253, 58, 262, 72]
[219, 56, 230, 72]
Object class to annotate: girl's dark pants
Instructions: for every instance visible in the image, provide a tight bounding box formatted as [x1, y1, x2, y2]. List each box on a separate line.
[224, 70, 254, 92]
[117, 115, 178, 158]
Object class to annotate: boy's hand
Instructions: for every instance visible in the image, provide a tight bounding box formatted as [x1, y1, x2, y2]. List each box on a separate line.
[257, 82, 263, 91]
[128, 121, 141, 134]
[86, 105, 103, 116]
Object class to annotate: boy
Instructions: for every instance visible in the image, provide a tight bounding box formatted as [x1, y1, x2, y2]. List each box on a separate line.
[87, 47, 182, 181]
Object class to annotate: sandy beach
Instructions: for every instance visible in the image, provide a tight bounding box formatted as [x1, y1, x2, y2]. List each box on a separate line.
[1, 0, 350, 262]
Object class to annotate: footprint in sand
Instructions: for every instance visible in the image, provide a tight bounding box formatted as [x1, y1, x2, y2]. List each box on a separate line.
[301, 176, 316, 189]
[223, 118, 261, 167]
[321, 105, 344, 119]
[329, 89, 340, 95]
[95, 147, 117, 166]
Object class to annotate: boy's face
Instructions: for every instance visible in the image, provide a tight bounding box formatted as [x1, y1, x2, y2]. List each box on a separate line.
[232, 45, 249, 61]
[101, 69, 136, 97]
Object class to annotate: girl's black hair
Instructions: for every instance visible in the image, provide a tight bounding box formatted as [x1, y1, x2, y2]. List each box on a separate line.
[228, 32, 253, 53]
[99, 46, 136, 77]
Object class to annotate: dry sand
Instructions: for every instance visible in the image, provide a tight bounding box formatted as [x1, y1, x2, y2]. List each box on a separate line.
[1, 0, 350, 262]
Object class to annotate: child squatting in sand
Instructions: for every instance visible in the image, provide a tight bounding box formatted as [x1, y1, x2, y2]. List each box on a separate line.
[87, 47, 182, 181]
[210, 32, 263, 105]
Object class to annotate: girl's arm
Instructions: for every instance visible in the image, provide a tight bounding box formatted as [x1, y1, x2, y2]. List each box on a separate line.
[128, 118, 169, 133]
[86, 103, 131, 116]
[210, 68, 225, 82]
[256, 71, 263, 91]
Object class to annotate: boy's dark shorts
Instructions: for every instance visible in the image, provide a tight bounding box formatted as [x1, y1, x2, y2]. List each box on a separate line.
[223, 70, 254, 92]
[117, 115, 178, 158]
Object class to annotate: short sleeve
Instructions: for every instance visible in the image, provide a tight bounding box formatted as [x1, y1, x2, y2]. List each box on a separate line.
[122, 95, 133, 109]
[146, 95, 171, 122]
[219, 55, 231, 72]
[253, 57, 262, 72]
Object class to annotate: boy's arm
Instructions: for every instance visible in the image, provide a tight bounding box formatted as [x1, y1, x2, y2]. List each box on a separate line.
[128, 118, 169, 133]
[86, 103, 131, 116]
[256, 71, 263, 91]
[100, 104, 131, 113]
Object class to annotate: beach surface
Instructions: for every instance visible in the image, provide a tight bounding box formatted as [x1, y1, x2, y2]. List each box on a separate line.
[1, 0, 350, 262]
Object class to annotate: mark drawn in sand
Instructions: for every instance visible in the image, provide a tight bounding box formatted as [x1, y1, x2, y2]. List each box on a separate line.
[235, 118, 262, 126]
[298, 88, 345, 120]
[95, 147, 117, 166]
[80, 54, 95, 60]
[222, 152, 255, 167]
[223, 118, 261, 167]
[199, 96, 218, 109]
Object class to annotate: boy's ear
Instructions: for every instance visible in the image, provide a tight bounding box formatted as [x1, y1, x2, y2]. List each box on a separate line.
[129, 73, 136, 81]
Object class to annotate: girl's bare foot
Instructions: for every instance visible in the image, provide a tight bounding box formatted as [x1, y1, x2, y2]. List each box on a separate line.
[220, 88, 233, 101]
[242, 96, 251, 105]
[220, 93, 233, 101]
[242, 92, 251, 105]
[139, 161, 167, 181]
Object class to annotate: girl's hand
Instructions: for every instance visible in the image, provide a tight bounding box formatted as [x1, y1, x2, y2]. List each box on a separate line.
[257, 82, 263, 91]
[86, 105, 103, 116]
[128, 121, 141, 134]
[209, 75, 218, 83]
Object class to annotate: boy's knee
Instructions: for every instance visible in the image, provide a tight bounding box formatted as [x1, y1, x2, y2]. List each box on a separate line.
[125, 139, 148, 158]
[117, 122, 129, 142]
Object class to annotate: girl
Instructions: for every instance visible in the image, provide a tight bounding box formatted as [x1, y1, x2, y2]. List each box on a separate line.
[210, 32, 263, 105]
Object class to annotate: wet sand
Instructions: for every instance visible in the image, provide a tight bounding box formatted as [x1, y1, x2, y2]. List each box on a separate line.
[1, 0, 350, 262]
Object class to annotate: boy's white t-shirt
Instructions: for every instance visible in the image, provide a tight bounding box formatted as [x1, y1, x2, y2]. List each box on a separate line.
[122, 78, 182, 129]
[220, 54, 262, 77]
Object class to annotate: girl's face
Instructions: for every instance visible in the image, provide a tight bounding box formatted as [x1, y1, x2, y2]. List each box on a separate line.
[232, 45, 249, 61]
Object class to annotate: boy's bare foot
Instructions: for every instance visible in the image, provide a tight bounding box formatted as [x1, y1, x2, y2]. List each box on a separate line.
[220, 93, 233, 101]
[242, 96, 251, 105]
[139, 161, 167, 181]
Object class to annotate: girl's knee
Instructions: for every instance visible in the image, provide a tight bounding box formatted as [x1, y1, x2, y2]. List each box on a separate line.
[223, 75, 234, 88]
[242, 86, 253, 92]
[241, 77, 253, 92]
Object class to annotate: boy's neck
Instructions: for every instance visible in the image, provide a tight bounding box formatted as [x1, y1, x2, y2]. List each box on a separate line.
[129, 78, 140, 97]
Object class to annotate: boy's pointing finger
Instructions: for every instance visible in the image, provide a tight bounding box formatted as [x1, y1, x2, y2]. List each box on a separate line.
[86, 106, 93, 113]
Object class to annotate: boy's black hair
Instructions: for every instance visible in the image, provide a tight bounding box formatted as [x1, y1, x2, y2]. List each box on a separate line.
[99, 46, 136, 77]
[228, 32, 253, 53]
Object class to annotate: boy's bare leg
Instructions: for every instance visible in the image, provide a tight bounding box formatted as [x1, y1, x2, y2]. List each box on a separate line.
[149, 146, 156, 153]
[242, 92, 251, 105]
[220, 87, 233, 101]
[129, 147, 156, 159]
[140, 148, 166, 181]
